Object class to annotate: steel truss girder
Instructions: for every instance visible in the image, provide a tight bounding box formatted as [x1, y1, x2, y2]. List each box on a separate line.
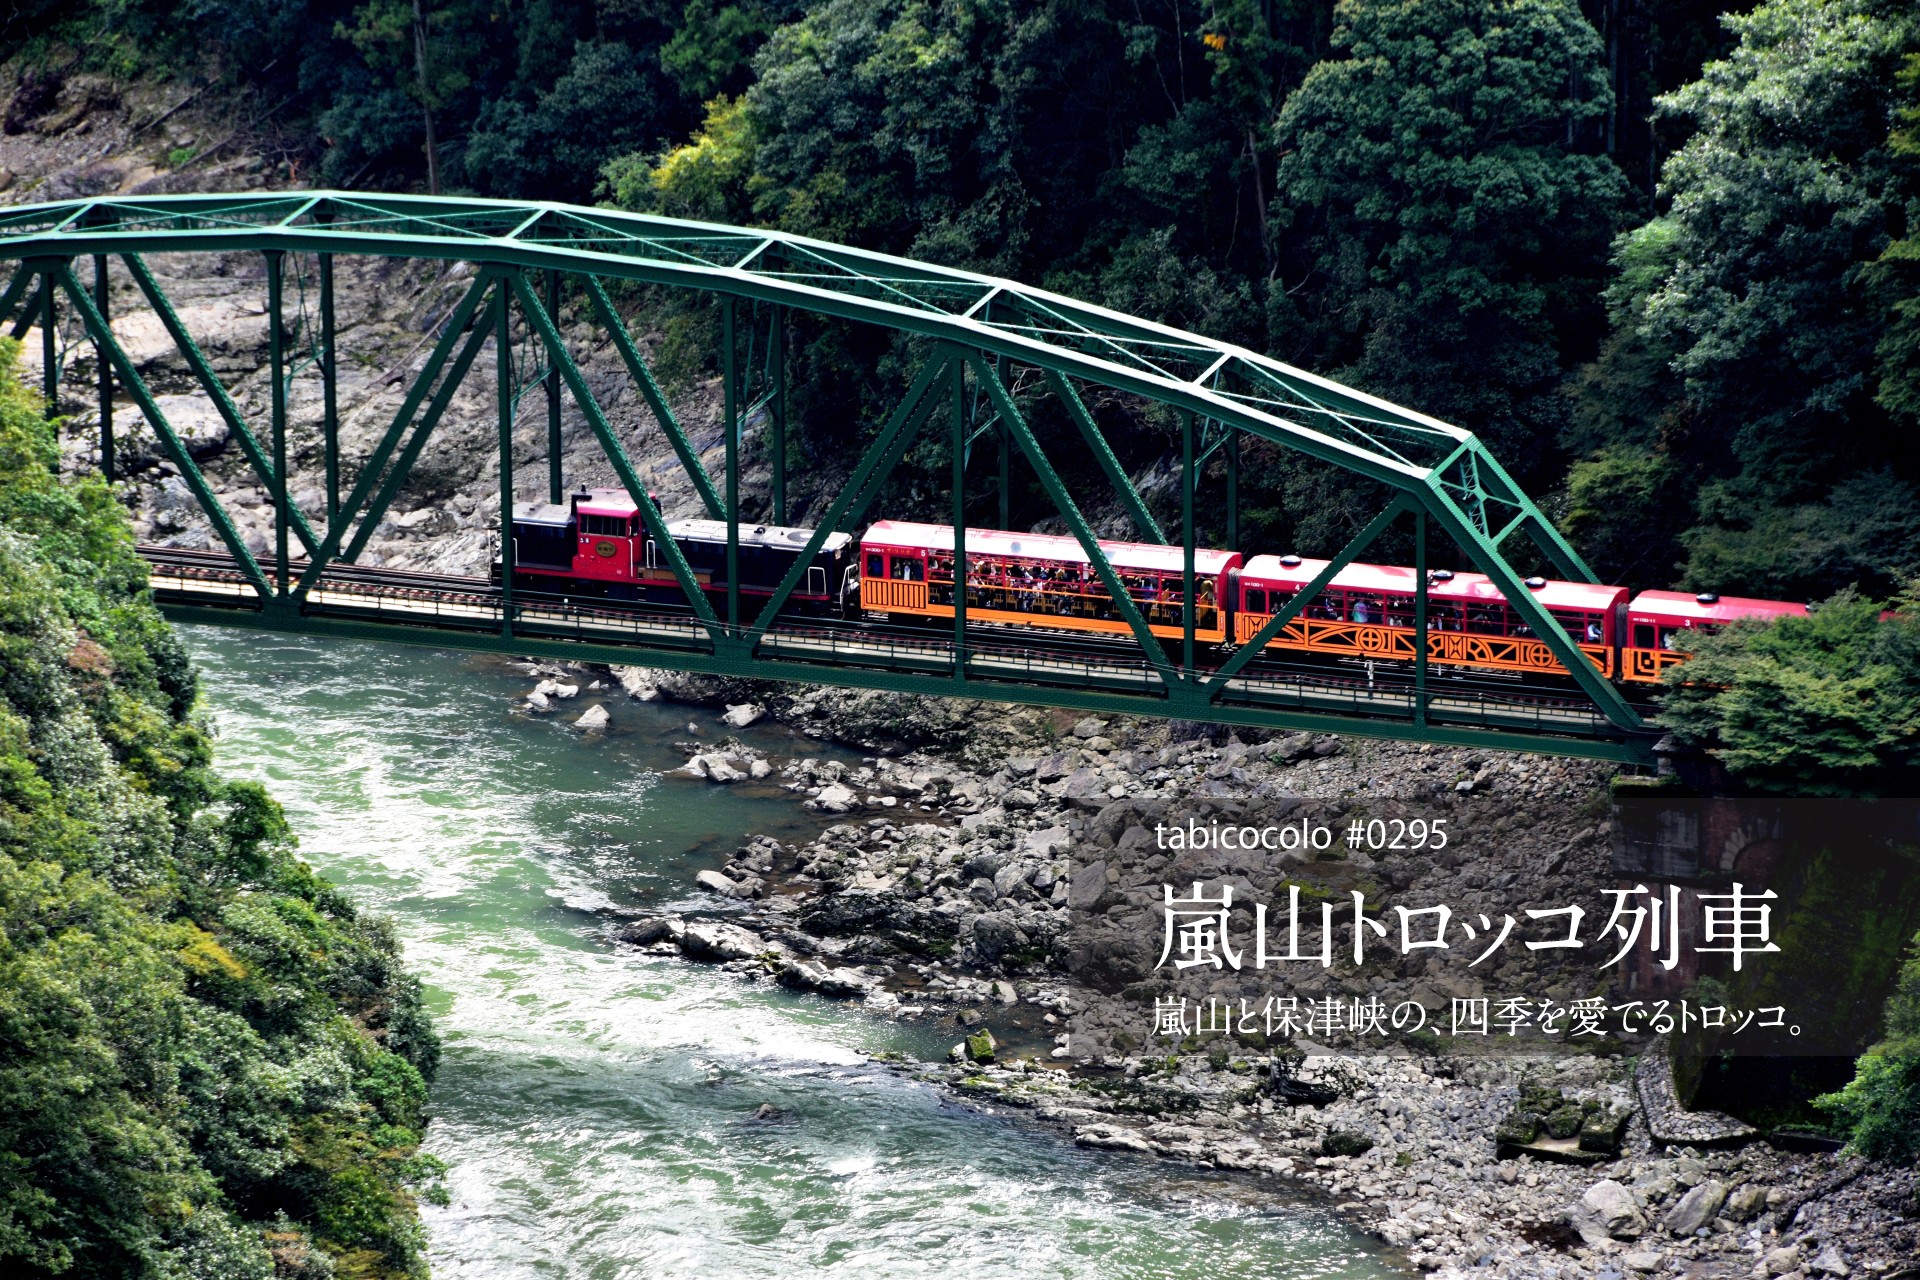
[0, 191, 1648, 743]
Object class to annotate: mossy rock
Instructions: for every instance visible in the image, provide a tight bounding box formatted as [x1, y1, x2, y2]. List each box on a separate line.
[1320, 1130, 1374, 1158]
[1543, 1104, 1586, 1139]
[964, 1029, 996, 1063]
[1578, 1108, 1631, 1154]
[1495, 1110, 1543, 1146]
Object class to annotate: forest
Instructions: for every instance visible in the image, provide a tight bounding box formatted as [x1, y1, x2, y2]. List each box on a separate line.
[0, 342, 443, 1278]
[4, 0, 1915, 605]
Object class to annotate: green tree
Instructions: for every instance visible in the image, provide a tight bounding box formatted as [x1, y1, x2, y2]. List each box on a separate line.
[1580, 0, 1920, 597]
[464, 39, 672, 202]
[0, 340, 442, 1279]
[1272, 0, 1629, 468]
[1658, 585, 1920, 795]
[1818, 926, 1920, 1163]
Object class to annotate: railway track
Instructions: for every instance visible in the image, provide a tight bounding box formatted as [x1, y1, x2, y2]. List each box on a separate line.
[138, 545, 1651, 741]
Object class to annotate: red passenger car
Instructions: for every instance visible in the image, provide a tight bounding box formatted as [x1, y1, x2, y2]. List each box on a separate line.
[1619, 591, 1808, 684]
[1236, 555, 1626, 678]
[858, 520, 1241, 643]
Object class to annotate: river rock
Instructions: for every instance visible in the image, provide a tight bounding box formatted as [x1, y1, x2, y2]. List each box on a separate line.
[1725, 1184, 1767, 1222]
[1074, 1124, 1153, 1154]
[613, 666, 659, 700]
[526, 690, 551, 712]
[777, 959, 874, 999]
[722, 702, 764, 728]
[1808, 1244, 1849, 1276]
[1023, 825, 1070, 857]
[697, 754, 747, 784]
[1067, 859, 1109, 910]
[696, 869, 743, 898]
[615, 916, 683, 946]
[749, 759, 773, 779]
[679, 920, 766, 962]
[1569, 1179, 1646, 1245]
[1663, 1179, 1727, 1237]
[572, 704, 610, 732]
[813, 783, 857, 813]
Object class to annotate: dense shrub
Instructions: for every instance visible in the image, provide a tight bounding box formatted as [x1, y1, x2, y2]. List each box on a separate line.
[0, 338, 441, 1279]
[1818, 928, 1920, 1163]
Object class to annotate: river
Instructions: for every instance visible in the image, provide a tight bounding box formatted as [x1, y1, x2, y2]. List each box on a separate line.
[182, 626, 1404, 1279]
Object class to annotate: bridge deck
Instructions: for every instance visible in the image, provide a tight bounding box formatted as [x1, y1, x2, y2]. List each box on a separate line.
[141, 547, 1657, 764]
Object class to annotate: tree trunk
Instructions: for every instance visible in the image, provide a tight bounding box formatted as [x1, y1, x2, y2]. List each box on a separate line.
[412, 0, 439, 194]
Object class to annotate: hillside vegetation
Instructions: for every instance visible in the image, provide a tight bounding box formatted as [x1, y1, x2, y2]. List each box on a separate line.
[5, 0, 1916, 598]
[0, 337, 441, 1279]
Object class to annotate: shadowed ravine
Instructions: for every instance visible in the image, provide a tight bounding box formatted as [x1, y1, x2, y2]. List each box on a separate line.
[182, 625, 1402, 1279]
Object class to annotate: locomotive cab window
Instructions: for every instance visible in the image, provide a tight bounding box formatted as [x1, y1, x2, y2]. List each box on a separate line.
[581, 514, 628, 537]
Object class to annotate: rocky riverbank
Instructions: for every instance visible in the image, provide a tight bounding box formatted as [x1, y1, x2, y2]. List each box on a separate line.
[538, 662, 1919, 1280]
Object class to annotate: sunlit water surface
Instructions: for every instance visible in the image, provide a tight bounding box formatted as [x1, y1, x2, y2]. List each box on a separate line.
[183, 626, 1404, 1279]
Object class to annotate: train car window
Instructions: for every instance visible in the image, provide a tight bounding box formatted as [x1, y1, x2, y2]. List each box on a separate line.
[865, 553, 884, 577]
[1245, 588, 1267, 613]
[1633, 623, 1655, 648]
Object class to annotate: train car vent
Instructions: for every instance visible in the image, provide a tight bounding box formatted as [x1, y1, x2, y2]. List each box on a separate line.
[1431, 569, 1454, 582]
[1279, 554, 1302, 568]
[754, 526, 767, 535]
[1524, 576, 1546, 589]
[1696, 592, 1720, 604]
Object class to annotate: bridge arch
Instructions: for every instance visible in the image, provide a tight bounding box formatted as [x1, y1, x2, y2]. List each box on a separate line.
[0, 192, 1651, 761]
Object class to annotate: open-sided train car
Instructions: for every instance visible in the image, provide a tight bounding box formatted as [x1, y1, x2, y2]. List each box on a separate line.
[1619, 590, 1808, 684]
[504, 487, 851, 610]
[497, 495, 1811, 690]
[1237, 555, 1626, 678]
[857, 520, 1242, 644]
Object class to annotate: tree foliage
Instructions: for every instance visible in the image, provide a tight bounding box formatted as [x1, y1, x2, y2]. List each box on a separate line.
[1571, 0, 1920, 596]
[0, 341, 441, 1279]
[1657, 585, 1920, 795]
[1818, 925, 1920, 1164]
[1272, 0, 1629, 464]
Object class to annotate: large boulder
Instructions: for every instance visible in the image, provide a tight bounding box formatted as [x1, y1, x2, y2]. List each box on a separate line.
[678, 920, 765, 962]
[1066, 859, 1110, 911]
[1663, 1180, 1727, 1237]
[777, 959, 875, 999]
[695, 869, 744, 898]
[722, 702, 764, 728]
[1568, 1179, 1646, 1245]
[812, 783, 857, 813]
[572, 704, 610, 732]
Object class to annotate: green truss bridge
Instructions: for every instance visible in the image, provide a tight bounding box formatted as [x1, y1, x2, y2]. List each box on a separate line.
[0, 192, 1659, 765]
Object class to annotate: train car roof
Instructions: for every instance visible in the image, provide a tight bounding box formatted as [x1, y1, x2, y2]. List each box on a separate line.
[575, 488, 641, 518]
[511, 502, 572, 527]
[862, 520, 1240, 575]
[1241, 555, 1627, 612]
[1626, 589, 1808, 624]
[667, 518, 852, 552]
